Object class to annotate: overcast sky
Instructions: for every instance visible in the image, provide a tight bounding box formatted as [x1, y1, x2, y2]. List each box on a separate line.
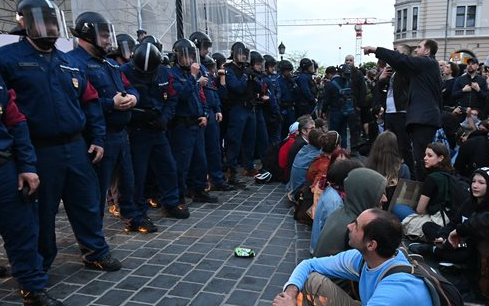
[277, 0, 395, 66]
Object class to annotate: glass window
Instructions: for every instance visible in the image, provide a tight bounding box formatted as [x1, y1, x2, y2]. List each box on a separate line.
[397, 10, 402, 33]
[412, 7, 418, 31]
[467, 5, 476, 27]
[456, 6, 465, 28]
[402, 8, 407, 31]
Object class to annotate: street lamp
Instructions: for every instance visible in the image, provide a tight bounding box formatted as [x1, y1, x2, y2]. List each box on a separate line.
[278, 41, 286, 60]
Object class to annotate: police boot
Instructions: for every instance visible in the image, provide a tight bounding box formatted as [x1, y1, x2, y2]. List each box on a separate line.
[19, 289, 64, 306]
[192, 190, 218, 203]
[226, 169, 243, 186]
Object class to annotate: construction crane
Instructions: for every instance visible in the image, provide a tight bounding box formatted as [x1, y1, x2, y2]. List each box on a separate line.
[278, 18, 392, 64]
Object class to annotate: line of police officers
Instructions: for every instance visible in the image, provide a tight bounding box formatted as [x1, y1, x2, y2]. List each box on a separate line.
[0, 0, 310, 305]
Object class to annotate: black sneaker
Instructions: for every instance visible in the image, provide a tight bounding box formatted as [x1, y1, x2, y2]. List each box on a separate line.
[192, 190, 218, 203]
[83, 254, 121, 272]
[408, 242, 434, 256]
[19, 289, 64, 306]
[164, 204, 190, 219]
[210, 183, 236, 191]
[125, 218, 158, 233]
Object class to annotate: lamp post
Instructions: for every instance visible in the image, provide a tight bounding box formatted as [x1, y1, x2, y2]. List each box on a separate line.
[278, 41, 286, 61]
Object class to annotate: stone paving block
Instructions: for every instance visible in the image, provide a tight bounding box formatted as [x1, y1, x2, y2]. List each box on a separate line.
[261, 284, 284, 301]
[246, 264, 276, 278]
[93, 289, 134, 305]
[62, 293, 98, 306]
[146, 253, 178, 266]
[147, 274, 180, 289]
[115, 276, 151, 291]
[97, 269, 131, 282]
[63, 270, 100, 285]
[215, 266, 246, 279]
[203, 278, 236, 294]
[133, 264, 165, 277]
[269, 272, 291, 287]
[48, 283, 82, 299]
[254, 254, 282, 267]
[167, 281, 203, 298]
[130, 287, 167, 304]
[189, 292, 225, 306]
[186, 242, 215, 253]
[195, 259, 225, 271]
[156, 296, 191, 306]
[236, 276, 268, 291]
[162, 262, 194, 276]
[176, 252, 205, 264]
[162, 243, 189, 254]
[225, 289, 261, 306]
[77, 280, 114, 296]
[182, 269, 215, 284]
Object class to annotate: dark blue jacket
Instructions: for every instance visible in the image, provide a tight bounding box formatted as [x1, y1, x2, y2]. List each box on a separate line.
[452, 73, 488, 110]
[375, 47, 441, 128]
[170, 65, 206, 118]
[0, 81, 36, 173]
[277, 74, 297, 108]
[69, 47, 139, 131]
[262, 73, 281, 115]
[296, 72, 317, 106]
[120, 64, 177, 127]
[323, 75, 349, 111]
[224, 62, 261, 107]
[0, 39, 105, 147]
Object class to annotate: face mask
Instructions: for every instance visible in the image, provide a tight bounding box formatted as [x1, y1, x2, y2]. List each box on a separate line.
[32, 37, 57, 51]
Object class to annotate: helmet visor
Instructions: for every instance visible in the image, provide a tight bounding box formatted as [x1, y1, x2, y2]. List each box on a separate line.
[233, 47, 250, 64]
[177, 46, 198, 67]
[20, 6, 68, 39]
[119, 40, 133, 60]
[94, 23, 117, 53]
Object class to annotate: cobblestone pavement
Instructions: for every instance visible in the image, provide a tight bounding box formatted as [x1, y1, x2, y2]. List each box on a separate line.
[0, 180, 311, 305]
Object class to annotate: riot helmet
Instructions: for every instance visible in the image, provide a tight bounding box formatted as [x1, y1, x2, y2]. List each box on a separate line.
[189, 31, 212, 57]
[263, 55, 277, 69]
[300, 58, 314, 73]
[109, 33, 136, 61]
[230, 42, 250, 65]
[201, 55, 216, 71]
[71, 12, 117, 56]
[279, 60, 294, 72]
[211, 52, 226, 69]
[141, 35, 163, 52]
[250, 51, 264, 71]
[172, 39, 198, 71]
[162, 55, 170, 66]
[132, 43, 161, 82]
[16, 0, 68, 50]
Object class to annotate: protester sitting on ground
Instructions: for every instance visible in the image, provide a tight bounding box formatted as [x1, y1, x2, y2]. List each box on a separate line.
[273, 208, 433, 306]
[286, 129, 324, 202]
[314, 118, 328, 133]
[459, 107, 482, 133]
[310, 159, 364, 255]
[409, 168, 488, 268]
[306, 131, 342, 211]
[454, 128, 489, 178]
[314, 168, 387, 257]
[392, 143, 454, 241]
[278, 122, 299, 182]
[285, 116, 315, 183]
[365, 131, 410, 208]
[447, 167, 489, 299]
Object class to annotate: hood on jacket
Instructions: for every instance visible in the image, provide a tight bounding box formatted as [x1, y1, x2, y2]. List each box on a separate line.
[343, 168, 387, 217]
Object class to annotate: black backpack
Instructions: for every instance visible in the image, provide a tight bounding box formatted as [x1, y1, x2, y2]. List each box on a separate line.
[261, 141, 285, 183]
[361, 252, 464, 306]
[433, 172, 471, 225]
[331, 78, 354, 116]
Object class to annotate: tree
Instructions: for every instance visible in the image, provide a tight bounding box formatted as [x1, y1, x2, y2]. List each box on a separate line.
[283, 50, 308, 70]
[362, 61, 377, 70]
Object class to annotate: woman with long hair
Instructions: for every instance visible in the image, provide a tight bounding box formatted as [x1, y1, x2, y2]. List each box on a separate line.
[393, 142, 461, 241]
[365, 131, 410, 206]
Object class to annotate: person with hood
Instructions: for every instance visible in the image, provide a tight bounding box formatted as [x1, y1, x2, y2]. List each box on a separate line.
[314, 168, 387, 257]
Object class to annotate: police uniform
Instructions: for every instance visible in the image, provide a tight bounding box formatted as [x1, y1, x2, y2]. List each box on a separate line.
[277, 73, 297, 139]
[0, 80, 48, 294]
[120, 63, 181, 213]
[169, 64, 209, 200]
[262, 72, 282, 145]
[296, 71, 318, 117]
[0, 39, 111, 270]
[69, 46, 148, 225]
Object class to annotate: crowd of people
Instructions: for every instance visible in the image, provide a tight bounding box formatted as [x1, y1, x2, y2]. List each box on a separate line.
[1, 0, 489, 305]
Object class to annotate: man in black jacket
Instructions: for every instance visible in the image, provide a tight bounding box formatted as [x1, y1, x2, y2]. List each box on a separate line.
[363, 39, 442, 181]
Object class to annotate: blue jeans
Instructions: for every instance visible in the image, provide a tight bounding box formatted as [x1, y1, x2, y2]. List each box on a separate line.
[328, 110, 349, 148]
[392, 204, 416, 221]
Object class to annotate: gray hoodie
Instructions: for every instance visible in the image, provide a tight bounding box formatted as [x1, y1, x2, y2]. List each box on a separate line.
[313, 168, 387, 257]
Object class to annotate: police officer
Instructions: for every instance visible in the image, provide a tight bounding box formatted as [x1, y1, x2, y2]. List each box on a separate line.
[224, 42, 261, 184]
[108, 33, 137, 65]
[136, 29, 147, 43]
[0, 0, 120, 272]
[190, 31, 234, 191]
[296, 58, 318, 117]
[121, 43, 189, 219]
[262, 54, 282, 145]
[0, 78, 63, 305]
[141, 35, 163, 52]
[69, 12, 158, 231]
[169, 38, 217, 207]
[277, 60, 297, 139]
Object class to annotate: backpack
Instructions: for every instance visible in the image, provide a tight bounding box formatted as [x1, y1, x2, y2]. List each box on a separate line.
[361, 252, 464, 306]
[331, 78, 354, 116]
[262, 141, 286, 182]
[433, 172, 471, 225]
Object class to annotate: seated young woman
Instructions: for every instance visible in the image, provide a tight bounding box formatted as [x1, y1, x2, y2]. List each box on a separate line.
[392, 142, 455, 241]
